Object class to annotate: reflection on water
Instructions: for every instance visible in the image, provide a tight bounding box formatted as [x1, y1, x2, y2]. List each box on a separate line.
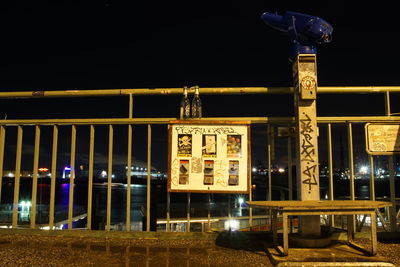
[0, 182, 147, 229]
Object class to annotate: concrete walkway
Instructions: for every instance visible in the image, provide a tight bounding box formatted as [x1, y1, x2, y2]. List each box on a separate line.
[0, 229, 399, 266]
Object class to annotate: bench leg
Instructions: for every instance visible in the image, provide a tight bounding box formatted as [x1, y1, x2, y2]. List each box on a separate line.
[347, 215, 354, 242]
[371, 211, 377, 255]
[272, 210, 277, 245]
[283, 213, 288, 256]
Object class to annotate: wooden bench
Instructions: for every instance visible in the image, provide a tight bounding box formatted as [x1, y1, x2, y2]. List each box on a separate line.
[247, 200, 392, 256]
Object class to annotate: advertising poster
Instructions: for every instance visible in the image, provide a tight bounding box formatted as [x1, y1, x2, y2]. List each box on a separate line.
[168, 121, 250, 193]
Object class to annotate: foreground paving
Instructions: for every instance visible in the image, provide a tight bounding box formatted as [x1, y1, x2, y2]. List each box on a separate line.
[0, 234, 272, 267]
[0, 231, 399, 266]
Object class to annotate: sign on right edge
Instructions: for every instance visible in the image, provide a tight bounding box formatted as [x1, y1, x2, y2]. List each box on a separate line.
[365, 123, 400, 155]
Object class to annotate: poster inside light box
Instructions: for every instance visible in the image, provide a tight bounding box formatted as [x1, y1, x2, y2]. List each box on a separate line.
[168, 122, 250, 193]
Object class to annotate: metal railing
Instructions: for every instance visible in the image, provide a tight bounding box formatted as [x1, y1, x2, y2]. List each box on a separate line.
[0, 86, 399, 232]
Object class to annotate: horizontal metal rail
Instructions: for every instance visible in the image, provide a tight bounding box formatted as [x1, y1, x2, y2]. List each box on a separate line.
[1, 116, 400, 126]
[1, 86, 400, 98]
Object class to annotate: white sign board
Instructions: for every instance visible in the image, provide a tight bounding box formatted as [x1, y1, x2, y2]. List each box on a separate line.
[365, 123, 400, 155]
[168, 121, 250, 193]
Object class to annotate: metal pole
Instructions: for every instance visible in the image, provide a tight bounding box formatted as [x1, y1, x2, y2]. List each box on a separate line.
[388, 156, 397, 231]
[68, 125, 76, 230]
[327, 123, 334, 227]
[106, 125, 113, 231]
[12, 126, 23, 228]
[0, 126, 6, 205]
[87, 125, 95, 230]
[126, 124, 132, 231]
[369, 155, 375, 201]
[49, 125, 58, 229]
[146, 124, 151, 232]
[30, 125, 40, 229]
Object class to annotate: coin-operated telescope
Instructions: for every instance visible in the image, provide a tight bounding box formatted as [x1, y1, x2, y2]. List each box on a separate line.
[261, 11, 333, 60]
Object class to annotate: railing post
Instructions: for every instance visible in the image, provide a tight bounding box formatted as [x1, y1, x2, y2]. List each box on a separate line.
[327, 123, 334, 227]
[187, 193, 190, 232]
[287, 133, 293, 201]
[126, 93, 133, 231]
[166, 191, 170, 232]
[12, 125, 23, 228]
[106, 125, 113, 231]
[347, 122, 355, 201]
[388, 156, 397, 231]
[267, 124, 272, 227]
[68, 125, 76, 230]
[146, 124, 151, 232]
[126, 124, 132, 231]
[347, 122, 356, 231]
[249, 184, 253, 228]
[0, 126, 6, 206]
[385, 91, 391, 116]
[49, 125, 58, 229]
[30, 125, 40, 229]
[369, 155, 375, 201]
[208, 194, 211, 231]
[87, 125, 95, 230]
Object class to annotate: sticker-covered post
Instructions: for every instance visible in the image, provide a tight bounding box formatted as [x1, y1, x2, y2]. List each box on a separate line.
[262, 11, 333, 236]
[293, 54, 321, 236]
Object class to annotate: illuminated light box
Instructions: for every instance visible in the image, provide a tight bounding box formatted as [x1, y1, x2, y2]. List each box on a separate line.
[168, 121, 250, 193]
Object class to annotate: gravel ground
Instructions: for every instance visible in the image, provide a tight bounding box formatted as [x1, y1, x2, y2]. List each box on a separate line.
[356, 238, 400, 267]
[0, 234, 399, 266]
[0, 235, 272, 267]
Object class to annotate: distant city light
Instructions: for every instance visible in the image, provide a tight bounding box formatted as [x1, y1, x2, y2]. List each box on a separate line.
[238, 197, 244, 205]
[64, 166, 71, 171]
[8, 172, 14, 177]
[101, 170, 107, 178]
[38, 167, 49, 172]
[252, 167, 257, 172]
[19, 201, 31, 212]
[359, 166, 368, 175]
[225, 219, 240, 231]
[278, 168, 285, 173]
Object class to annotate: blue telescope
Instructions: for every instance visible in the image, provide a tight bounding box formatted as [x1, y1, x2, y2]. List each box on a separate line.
[261, 11, 333, 59]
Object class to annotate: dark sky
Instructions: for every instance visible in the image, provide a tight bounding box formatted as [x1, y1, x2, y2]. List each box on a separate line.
[1, 2, 399, 90]
[1, 2, 399, 171]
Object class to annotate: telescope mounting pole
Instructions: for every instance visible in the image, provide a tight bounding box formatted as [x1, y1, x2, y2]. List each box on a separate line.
[293, 54, 321, 236]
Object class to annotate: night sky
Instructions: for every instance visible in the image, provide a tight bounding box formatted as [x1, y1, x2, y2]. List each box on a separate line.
[1, 2, 399, 171]
[1, 2, 400, 90]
